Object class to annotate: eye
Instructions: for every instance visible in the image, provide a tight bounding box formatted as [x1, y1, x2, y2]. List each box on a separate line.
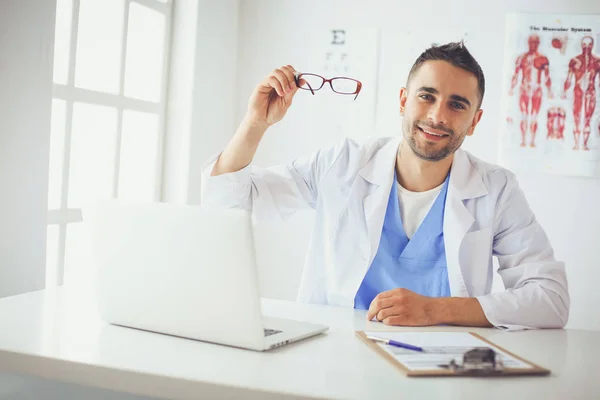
[419, 94, 434, 101]
[450, 101, 466, 110]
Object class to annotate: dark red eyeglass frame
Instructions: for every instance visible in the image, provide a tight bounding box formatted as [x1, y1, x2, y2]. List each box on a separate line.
[294, 73, 362, 100]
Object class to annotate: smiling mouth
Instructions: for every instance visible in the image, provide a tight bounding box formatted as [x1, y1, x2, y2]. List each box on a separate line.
[417, 126, 450, 138]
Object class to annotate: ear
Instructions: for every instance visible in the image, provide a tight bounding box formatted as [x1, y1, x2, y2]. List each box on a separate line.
[467, 109, 484, 137]
[399, 87, 408, 116]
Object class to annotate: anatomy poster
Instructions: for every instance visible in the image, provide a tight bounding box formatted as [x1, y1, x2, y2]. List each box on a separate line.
[500, 13, 600, 178]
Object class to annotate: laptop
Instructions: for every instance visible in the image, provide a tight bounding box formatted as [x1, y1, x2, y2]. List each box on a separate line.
[84, 201, 328, 351]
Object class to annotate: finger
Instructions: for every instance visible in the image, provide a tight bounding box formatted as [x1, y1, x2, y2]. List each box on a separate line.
[366, 307, 376, 321]
[366, 296, 395, 320]
[376, 304, 401, 321]
[280, 65, 298, 89]
[272, 69, 292, 93]
[366, 309, 376, 321]
[366, 300, 381, 320]
[382, 316, 404, 326]
[374, 297, 397, 312]
[263, 76, 285, 97]
[281, 64, 296, 74]
[376, 289, 400, 299]
[366, 295, 382, 320]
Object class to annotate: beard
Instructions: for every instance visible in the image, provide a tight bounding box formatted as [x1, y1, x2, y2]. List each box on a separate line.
[402, 118, 467, 162]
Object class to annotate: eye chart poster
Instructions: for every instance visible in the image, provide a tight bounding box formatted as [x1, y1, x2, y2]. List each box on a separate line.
[299, 28, 380, 142]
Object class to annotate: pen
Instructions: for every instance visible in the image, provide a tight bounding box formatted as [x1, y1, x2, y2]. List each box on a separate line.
[366, 335, 424, 352]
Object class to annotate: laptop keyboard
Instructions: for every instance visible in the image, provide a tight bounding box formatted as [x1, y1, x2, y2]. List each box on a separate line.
[264, 328, 282, 337]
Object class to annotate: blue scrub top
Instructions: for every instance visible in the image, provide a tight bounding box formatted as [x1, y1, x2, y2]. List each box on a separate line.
[354, 172, 451, 310]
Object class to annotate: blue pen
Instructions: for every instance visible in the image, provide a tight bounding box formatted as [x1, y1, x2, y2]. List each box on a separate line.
[366, 335, 424, 352]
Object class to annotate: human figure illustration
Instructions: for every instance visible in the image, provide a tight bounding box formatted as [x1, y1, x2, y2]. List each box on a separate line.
[546, 106, 566, 140]
[562, 36, 600, 151]
[509, 34, 553, 148]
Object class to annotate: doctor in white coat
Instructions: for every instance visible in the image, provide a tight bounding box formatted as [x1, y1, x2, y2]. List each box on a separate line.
[201, 42, 569, 331]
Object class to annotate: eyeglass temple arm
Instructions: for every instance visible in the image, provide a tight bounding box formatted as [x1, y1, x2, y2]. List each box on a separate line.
[295, 74, 315, 95]
[353, 82, 362, 100]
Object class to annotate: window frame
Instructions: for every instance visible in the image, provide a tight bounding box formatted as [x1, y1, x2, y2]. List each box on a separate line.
[46, 0, 173, 286]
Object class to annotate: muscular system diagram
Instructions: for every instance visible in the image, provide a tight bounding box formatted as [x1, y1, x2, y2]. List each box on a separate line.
[562, 36, 600, 151]
[500, 14, 600, 178]
[509, 34, 553, 148]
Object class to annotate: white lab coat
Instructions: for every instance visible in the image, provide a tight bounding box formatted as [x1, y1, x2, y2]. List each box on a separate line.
[201, 136, 569, 330]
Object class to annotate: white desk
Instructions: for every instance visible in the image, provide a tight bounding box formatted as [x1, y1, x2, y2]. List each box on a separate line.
[0, 288, 598, 400]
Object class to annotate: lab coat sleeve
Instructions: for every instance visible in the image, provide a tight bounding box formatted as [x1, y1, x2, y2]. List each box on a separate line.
[476, 172, 570, 331]
[200, 138, 349, 220]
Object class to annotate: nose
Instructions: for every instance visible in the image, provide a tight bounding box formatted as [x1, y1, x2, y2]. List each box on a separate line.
[427, 101, 448, 127]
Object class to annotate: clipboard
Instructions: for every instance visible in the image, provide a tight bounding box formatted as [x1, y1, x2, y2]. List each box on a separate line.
[356, 331, 550, 377]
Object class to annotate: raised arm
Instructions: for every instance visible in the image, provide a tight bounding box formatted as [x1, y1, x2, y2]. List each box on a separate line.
[211, 65, 302, 176]
[201, 65, 348, 220]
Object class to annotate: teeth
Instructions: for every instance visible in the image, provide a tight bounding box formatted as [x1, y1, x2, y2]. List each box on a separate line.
[424, 129, 444, 137]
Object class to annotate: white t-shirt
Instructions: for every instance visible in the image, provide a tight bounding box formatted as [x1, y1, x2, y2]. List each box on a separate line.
[397, 182, 444, 239]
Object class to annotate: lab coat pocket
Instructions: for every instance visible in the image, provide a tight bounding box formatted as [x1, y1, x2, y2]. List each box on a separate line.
[329, 207, 369, 261]
[459, 228, 492, 296]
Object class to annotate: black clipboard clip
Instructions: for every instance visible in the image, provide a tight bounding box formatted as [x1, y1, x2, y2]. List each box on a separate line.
[439, 347, 505, 376]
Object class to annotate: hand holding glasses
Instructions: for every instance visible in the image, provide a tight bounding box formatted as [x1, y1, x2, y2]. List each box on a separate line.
[295, 72, 362, 100]
[243, 66, 363, 129]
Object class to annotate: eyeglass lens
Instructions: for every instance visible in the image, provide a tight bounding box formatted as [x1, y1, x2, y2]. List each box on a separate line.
[298, 74, 358, 94]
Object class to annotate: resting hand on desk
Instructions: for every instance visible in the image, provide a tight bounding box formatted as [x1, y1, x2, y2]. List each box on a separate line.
[366, 288, 493, 327]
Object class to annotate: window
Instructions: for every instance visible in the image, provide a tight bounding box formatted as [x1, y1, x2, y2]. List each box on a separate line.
[46, 0, 172, 287]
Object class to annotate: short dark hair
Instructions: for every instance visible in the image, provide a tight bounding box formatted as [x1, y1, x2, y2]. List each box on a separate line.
[407, 41, 485, 107]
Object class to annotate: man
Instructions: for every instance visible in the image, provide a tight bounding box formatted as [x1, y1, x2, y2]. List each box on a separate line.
[562, 36, 600, 151]
[508, 34, 553, 148]
[202, 42, 569, 330]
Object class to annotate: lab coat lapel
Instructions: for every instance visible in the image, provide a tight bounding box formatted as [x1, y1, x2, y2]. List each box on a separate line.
[443, 149, 488, 297]
[331, 139, 399, 306]
[359, 138, 401, 266]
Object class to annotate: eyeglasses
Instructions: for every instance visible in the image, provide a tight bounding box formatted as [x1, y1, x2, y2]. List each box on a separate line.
[294, 73, 362, 100]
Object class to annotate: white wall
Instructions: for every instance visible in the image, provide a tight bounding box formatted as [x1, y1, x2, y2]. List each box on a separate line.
[0, 0, 56, 297]
[163, 0, 239, 204]
[188, 1, 240, 205]
[161, 0, 198, 204]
